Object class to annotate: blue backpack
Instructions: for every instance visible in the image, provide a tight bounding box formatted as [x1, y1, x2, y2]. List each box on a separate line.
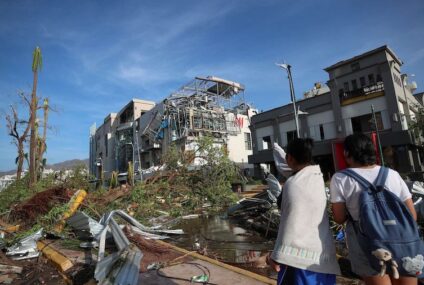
[341, 167, 424, 278]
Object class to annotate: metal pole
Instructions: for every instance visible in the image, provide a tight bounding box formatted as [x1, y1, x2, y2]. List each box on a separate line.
[131, 143, 135, 186]
[371, 105, 385, 166]
[287, 65, 300, 138]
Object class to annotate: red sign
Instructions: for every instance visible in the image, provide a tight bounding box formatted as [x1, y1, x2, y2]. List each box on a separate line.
[234, 117, 244, 128]
[370, 132, 381, 165]
[332, 141, 347, 171]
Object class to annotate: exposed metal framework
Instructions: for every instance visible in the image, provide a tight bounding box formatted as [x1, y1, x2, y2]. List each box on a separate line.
[140, 76, 247, 146]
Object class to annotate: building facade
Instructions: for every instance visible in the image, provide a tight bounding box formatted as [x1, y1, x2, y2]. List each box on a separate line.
[89, 99, 155, 181]
[248, 46, 424, 180]
[90, 76, 256, 182]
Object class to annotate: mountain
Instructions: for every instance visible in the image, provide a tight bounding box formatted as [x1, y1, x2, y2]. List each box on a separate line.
[0, 158, 89, 177]
[45, 159, 89, 171]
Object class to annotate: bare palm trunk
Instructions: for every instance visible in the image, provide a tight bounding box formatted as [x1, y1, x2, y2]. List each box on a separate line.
[29, 70, 38, 188]
[16, 143, 24, 180]
[36, 99, 48, 177]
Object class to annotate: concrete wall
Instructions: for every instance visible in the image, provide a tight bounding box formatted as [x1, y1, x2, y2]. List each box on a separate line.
[249, 46, 423, 177]
[227, 113, 253, 166]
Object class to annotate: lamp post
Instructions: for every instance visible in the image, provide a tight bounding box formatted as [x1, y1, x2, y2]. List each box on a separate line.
[276, 63, 300, 138]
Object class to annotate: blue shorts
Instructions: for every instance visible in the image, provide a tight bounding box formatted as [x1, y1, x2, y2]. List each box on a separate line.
[277, 265, 336, 285]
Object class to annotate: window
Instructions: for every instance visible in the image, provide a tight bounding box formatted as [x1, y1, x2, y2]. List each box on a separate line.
[351, 79, 358, 90]
[376, 74, 382, 82]
[319, 124, 325, 140]
[368, 74, 375, 85]
[393, 73, 402, 87]
[351, 62, 360, 71]
[339, 88, 344, 96]
[351, 112, 384, 133]
[286, 130, 297, 143]
[244, 132, 252, 150]
[360, 77, 366, 87]
[262, 136, 272, 150]
[343, 82, 349, 92]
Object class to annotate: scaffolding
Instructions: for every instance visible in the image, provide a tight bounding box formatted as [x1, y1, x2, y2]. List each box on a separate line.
[139, 76, 247, 146]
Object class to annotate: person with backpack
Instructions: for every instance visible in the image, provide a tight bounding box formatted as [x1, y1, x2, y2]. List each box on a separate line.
[330, 133, 421, 285]
[267, 138, 340, 284]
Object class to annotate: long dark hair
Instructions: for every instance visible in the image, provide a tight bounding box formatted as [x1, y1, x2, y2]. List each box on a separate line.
[344, 133, 376, 166]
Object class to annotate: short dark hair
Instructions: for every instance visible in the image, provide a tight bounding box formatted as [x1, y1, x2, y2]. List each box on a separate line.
[286, 138, 314, 164]
[344, 133, 376, 166]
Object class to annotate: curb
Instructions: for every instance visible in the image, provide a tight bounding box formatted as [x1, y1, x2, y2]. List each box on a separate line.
[37, 240, 74, 273]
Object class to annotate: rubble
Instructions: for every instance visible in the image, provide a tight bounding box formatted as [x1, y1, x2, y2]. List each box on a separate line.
[6, 228, 43, 260]
[11, 186, 72, 224]
[0, 264, 23, 274]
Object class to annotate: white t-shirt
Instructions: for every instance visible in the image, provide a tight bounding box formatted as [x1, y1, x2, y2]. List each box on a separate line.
[330, 166, 412, 221]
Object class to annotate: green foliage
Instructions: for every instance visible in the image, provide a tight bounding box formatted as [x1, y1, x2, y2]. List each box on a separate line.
[110, 171, 118, 189]
[5, 224, 42, 246]
[0, 173, 56, 215]
[32, 47, 42, 72]
[0, 165, 89, 219]
[62, 165, 89, 190]
[188, 135, 238, 208]
[409, 103, 424, 145]
[37, 203, 69, 231]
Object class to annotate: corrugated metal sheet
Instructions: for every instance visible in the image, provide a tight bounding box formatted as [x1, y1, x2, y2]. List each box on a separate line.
[66, 211, 103, 238]
[6, 229, 43, 260]
[68, 209, 184, 285]
[95, 211, 143, 285]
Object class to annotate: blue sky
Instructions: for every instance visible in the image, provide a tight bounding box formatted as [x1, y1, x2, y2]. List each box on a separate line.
[1, 0, 424, 171]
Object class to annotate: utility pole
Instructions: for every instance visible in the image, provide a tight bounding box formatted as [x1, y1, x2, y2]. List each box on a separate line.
[371, 104, 385, 166]
[276, 63, 300, 138]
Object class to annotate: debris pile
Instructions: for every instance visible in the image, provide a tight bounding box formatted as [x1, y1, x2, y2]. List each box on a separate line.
[11, 186, 72, 223]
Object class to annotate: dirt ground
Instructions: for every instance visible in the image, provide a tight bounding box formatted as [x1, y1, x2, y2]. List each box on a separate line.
[0, 251, 67, 285]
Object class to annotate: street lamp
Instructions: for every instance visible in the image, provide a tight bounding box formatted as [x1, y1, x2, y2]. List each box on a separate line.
[276, 63, 300, 138]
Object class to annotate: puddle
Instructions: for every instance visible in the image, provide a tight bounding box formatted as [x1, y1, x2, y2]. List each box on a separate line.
[170, 214, 277, 278]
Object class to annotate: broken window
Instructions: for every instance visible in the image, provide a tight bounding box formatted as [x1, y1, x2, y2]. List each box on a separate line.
[286, 130, 297, 143]
[262, 136, 272, 150]
[351, 112, 383, 133]
[319, 124, 325, 140]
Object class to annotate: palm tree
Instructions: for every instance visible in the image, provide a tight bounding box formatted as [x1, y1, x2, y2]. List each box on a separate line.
[29, 47, 42, 188]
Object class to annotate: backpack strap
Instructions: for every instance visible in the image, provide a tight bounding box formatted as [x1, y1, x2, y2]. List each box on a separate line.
[340, 168, 377, 193]
[375, 166, 389, 191]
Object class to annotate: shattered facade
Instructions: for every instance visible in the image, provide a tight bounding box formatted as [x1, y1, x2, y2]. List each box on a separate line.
[90, 99, 155, 181]
[90, 76, 255, 182]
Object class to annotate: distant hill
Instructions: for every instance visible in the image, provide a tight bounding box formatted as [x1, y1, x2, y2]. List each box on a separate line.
[0, 158, 89, 177]
[46, 159, 89, 171]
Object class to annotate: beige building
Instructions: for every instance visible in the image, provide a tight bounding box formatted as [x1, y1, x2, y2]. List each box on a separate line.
[89, 99, 155, 181]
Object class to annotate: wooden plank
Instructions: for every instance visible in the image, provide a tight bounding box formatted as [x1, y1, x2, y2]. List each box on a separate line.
[155, 240, 275, 285]
[0, 264, 23, 274]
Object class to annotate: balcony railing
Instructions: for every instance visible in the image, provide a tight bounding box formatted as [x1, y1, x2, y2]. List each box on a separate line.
[339, 82, 384, 105]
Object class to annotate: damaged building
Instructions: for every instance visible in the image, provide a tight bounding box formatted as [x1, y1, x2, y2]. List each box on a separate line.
[248, 45, 424, 180]
[89, 76, 256, 182]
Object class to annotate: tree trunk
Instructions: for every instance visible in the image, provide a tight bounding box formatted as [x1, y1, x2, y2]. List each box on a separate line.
[36, 99, 48, 178]
[16, 141, 24, 180]
[29, 71, 38, 188]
